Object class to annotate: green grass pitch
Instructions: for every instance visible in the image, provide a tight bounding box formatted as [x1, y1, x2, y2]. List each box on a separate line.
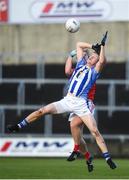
[0, 158, 129, 179]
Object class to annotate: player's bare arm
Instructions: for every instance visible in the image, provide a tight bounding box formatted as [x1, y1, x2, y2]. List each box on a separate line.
[76, 42, 92, 61]
[65, 56, 74, 76]
[95, 45, 106, 72]
[95, 31, 108, 72]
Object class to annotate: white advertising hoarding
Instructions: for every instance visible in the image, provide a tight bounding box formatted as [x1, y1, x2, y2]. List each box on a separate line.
[9, 0, 129, 24]
[0, 137, 74, 157]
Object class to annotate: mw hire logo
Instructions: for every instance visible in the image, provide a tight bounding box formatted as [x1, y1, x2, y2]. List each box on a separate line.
[0, 140, 69, 153]
[30, 0, 111, 20]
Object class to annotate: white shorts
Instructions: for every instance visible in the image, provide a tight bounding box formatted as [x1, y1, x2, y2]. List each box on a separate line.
[53, 94, 91, 117]
[68, 99, 95, 121]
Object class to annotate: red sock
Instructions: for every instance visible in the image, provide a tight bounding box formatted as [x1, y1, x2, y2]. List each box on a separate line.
[84, 151, 90, 160]
[73, 144, 80, 152]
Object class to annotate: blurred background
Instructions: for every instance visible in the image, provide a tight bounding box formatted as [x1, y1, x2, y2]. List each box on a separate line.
[0, 0, 129, 158]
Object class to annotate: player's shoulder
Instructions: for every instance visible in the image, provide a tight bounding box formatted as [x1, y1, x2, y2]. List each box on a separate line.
[90, 66, 100, 77]
[76, 57, 85, 67]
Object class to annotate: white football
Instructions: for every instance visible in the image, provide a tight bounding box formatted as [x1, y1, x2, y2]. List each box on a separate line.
[65, 18, 80, 33]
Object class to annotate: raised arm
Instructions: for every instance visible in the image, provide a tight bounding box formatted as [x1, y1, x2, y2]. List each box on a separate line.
[65, 50, 76, 77]
[95, 45, 106, 72]
[76, 42, 92, 61]
[95, 31, 108, 72]
[65, 56, 74, 77]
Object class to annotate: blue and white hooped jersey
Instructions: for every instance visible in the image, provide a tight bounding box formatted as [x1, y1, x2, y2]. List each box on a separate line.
[68, 57, 100, 100]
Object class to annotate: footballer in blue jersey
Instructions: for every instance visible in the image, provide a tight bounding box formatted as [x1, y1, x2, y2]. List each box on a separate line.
[68, 57, 100, 100]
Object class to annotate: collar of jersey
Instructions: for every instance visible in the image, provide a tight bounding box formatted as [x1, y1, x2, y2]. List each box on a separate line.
[85, 65, 90, 69]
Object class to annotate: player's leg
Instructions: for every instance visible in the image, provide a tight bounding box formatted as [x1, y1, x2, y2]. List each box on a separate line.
[68, 117, 90, 155]
[7, 98, 69, 133]
[67, 115, 94, 172]
[80, 113, 117, 169]
[70, 116, 84, 151]
[79, 124, 94, 172]
[67, 116, 83, 161]
[7, 103, 58, 132]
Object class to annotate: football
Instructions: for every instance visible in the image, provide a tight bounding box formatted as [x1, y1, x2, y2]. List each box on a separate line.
[65, 18, 80, 33]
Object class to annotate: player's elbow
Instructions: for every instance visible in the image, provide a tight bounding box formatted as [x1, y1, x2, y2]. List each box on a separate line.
[65, 65, 71, 75]
[104, 56, 107, 64]
[65, 70, 71, 77]
[76, 42, 82, 48]
[99, 55, 106, 65]
[99, 59, 106, 66]
[65, 69, 72, 77]
[102, 57, 106, 64]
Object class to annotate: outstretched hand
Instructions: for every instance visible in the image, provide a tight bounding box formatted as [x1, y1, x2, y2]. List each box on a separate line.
[101, 31, 108, 46]
[92, 31, 108, 54]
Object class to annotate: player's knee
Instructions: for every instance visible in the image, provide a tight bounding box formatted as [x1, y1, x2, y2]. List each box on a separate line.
[70, 118, 83, 129]
[91, 128, 100, 138]
[36, 108, 45, 117]
[70, 122, 75, 129]
[70, 121, 79, 129]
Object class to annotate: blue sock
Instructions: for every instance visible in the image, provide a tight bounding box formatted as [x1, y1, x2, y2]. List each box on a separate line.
[103, 152, 111, 161]
[18, 119, 29, 129]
